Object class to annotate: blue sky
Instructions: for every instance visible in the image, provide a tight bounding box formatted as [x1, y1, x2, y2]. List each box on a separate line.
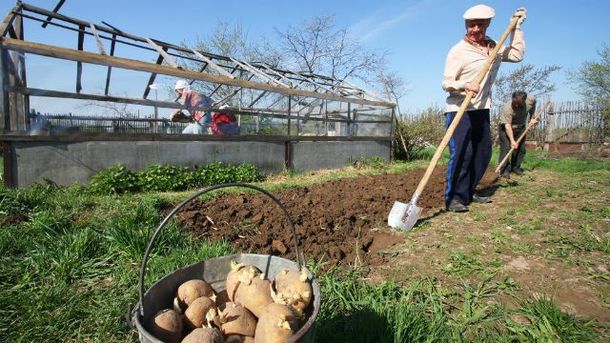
[1, 0, 609, 115]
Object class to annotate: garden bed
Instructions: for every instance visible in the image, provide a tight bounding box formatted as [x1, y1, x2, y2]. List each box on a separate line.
[175, 167, 498, 268]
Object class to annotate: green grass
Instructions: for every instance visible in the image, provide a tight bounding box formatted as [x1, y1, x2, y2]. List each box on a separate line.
[506, 296, 598, 342]
[317, 269, 600, 342]
[317, 269, 453, 342]
[0, 184, 234, 342]
[0, 151, 608, 342]
[523, 151, 610, 173]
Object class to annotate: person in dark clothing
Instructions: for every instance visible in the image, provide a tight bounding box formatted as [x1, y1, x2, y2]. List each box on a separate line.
[498, 91, 537, 178]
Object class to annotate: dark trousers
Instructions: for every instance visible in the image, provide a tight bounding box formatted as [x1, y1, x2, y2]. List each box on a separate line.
[498, 125, 526, 174]
[445, 109, 492, 206]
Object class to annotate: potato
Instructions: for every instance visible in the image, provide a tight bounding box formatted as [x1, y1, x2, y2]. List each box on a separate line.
[184, 296, 217, 330]
[177, 279, 215, 311]
[233, 273, 273, 318]
[254, 303, 299, 343]
[271, 268, 313, 313]
[149, 309, 183, 343]
[226, 262, 261, 301]
[215, 289, 231, 306]
[220, 302, 257, 337]
[181, 327, 224, 343]
[224, 262, 273, 317]
[225, 335, 255, 343]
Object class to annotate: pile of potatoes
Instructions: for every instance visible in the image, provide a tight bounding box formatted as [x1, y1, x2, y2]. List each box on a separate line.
[148, 261, 314, 343]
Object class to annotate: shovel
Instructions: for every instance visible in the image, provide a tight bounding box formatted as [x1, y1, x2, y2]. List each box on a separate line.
[388, 14, 522, 231]
[495, 101, 550, 174]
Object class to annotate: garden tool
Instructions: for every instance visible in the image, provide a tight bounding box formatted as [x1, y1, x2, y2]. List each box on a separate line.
[495, 101, 550, 174]
[388, 14, 522, 231]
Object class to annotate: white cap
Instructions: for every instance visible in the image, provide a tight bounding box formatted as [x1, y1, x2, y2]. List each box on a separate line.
[463, 4, 495, 20]
[174, 79, 189, 90]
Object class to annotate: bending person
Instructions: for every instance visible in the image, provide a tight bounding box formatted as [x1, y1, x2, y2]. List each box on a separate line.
[498, 91, 537, 178]
[171, 79, 213, 134]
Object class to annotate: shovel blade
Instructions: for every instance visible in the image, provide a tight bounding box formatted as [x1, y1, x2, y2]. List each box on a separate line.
[387, 201, 422, 231]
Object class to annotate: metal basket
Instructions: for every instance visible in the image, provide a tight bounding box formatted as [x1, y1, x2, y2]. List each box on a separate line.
[130, 183, 320, 343]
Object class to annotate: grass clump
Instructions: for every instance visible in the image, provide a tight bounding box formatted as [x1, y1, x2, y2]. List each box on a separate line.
[316, 268, 452, 342]
[506, 296, 598, 342]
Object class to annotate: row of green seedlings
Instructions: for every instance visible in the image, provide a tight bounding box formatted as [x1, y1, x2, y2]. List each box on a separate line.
[89, 162, 264, 194]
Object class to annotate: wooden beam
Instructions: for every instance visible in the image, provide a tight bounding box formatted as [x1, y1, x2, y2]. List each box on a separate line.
[143, 50, 165, 99]
[0, 5, 20, 37]
[259, 63, 294, 87]
[11, 86, 392, 126]
[214, 74, 256, 106]
[7, 25, 17, 39]
[76, 25, 84, 93]
[15, 86, 187, 110]
[292, 73, 339, 96]
[191, 49, 234, 79]
[41, 0, 66, 28]
[230, 57, 289, 88]
[104, 33, 116, 96]
[1, 38, 395, 108]
[18, 3, 391, 107]
[209, 65, 239, 97]
[0, 48, 9, 131]
[100, 21, 122, 33]
[0, 131, 391, 144]
[5, 47, 20, 131]
[145, 38, 179, 68]
[89, 24, 107, 55]
[341, 79, 388, 103]
[14, 13, 28, 125]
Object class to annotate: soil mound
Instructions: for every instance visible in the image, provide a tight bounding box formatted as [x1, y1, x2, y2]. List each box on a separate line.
[175, 167, 498, 268]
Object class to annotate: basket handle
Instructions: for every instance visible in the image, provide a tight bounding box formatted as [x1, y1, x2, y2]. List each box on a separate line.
[137, 182, 302, 318]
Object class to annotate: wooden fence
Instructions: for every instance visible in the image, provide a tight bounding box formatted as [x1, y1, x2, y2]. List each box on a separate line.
[488, 100, 607, 150]
[528, 101, 608, 149]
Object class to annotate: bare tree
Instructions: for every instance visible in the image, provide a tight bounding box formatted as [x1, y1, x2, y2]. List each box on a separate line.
[275, 15, 385, 83]
[80, 100, 134, 117]
[568, 44, 610, 105]
[177, 21, 283, 108]
[493, 64, 561, 103]
[377, 71, 408, 113]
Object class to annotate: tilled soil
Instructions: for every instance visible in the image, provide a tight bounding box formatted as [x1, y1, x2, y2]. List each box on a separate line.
[175, 167, 498, 268]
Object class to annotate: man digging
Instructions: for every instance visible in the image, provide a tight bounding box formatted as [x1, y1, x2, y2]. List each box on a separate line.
[442, 4, 527, 212]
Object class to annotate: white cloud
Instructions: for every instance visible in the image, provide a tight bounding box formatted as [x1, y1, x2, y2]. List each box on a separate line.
[349, 0, 430, 42]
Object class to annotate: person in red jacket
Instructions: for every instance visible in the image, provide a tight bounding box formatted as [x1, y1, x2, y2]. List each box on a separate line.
[171, 79, 213, 134]
[210, 105, 239, 136]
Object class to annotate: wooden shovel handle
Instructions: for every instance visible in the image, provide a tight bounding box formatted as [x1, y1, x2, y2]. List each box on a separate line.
[410, 16, 520, 204]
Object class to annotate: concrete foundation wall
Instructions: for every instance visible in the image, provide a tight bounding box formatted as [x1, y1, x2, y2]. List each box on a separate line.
[291, 141, 390, 171]
[7, 140, 285, 188]
[4, 138, 390, 188]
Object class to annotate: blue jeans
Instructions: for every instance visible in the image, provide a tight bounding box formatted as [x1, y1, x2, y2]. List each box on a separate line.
[445, 109, 492, 206]
[182, 113, 211, 134]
